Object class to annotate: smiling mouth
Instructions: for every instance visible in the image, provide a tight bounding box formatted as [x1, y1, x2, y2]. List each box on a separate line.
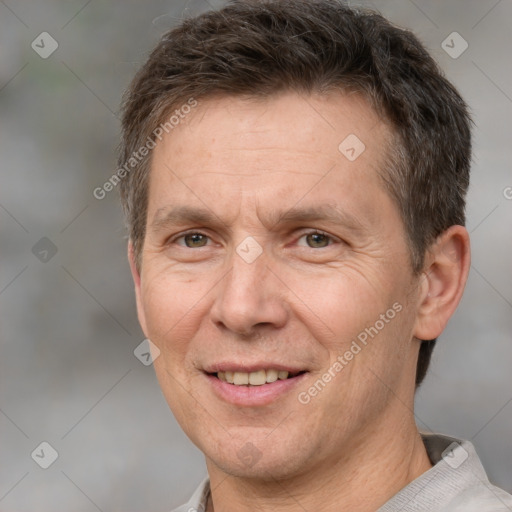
[212, 369, 307, 386]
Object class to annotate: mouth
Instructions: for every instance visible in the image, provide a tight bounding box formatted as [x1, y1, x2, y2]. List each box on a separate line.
[212, 369, 307, 386]
[204, 366, 309, 406]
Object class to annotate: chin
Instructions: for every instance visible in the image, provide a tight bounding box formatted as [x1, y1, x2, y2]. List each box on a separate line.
[213, 457, 301, 481]
[205, 438, 311, 482]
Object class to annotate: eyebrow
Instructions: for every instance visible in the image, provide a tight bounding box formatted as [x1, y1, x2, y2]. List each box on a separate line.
[151, 205, 229, 232]
[150, 203, 367, 233]
[275, 204, 367, 232]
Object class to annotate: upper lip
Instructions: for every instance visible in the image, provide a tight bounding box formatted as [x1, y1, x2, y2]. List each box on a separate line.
[204, 362, 307, 374]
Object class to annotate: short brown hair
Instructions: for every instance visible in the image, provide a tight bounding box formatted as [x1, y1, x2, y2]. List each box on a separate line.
[118, 0, 472, 387]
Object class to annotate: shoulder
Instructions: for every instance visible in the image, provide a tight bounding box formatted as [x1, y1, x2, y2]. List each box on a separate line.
[169, 477, 210, 512]
[380, 433, 512, 512]
[441, 483, 512, 511]
[425, 433, 512, 512]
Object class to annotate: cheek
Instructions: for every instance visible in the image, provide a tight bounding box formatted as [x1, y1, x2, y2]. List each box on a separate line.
[140, 269, 212, 357]
[287, 265, 399, 350]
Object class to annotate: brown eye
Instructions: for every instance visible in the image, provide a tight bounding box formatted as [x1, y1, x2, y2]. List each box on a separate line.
[304, 232, 331, 248]
[182, 233, 208, 248]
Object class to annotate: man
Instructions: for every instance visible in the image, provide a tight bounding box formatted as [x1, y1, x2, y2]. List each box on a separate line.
[118, 1, 512, 510]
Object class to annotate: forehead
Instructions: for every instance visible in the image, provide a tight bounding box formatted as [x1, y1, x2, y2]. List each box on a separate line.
[154, 91, 389, 169]
[148, 91, 395, 226]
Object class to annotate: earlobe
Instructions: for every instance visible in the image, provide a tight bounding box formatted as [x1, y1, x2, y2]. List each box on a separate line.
[413, 225, 471, 341]
[128, 241, 148, 335]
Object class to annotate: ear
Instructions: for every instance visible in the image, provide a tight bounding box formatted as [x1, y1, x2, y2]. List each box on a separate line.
[128, 240, 148, 336]
[413, 225, 471, 340]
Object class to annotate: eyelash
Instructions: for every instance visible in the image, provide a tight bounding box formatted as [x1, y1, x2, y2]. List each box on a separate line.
[170, 229, 338, 248]
[296, 229, 336, 248]
[171, 231, 211, 247]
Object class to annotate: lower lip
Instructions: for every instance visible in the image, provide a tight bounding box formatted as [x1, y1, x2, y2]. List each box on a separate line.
[205, 373, 308, 407]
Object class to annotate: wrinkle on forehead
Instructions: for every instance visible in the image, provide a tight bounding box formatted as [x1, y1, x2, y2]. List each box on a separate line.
[148, 91, 394, 236]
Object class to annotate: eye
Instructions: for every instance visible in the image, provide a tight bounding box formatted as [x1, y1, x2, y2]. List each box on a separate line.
[174, 232, 210, 248]
[297, 230, 335, 248]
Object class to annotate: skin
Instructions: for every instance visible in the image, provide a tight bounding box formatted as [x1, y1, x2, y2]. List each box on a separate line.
[129, 91, 470, 511]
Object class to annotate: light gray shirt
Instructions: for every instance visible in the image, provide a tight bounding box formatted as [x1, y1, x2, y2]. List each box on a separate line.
[171, 433, 512, 511]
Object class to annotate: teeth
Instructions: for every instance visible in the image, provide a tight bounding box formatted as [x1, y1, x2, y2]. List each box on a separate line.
[249, 370, 266, 386]
[233, 372, 249, 385]
[266, 369, 278, 383]
[216, 369, 293, 386]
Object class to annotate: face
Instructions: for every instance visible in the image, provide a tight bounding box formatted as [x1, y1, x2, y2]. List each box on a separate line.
[131, 92, 425, 481]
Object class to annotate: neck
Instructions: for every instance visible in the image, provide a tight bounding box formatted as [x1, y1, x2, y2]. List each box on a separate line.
[206, 417, 432, 512]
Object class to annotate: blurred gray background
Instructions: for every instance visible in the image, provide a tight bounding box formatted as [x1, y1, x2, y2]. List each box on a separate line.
[1, 0, 511, 510]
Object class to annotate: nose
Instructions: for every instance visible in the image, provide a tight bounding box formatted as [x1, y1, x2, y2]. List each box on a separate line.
[209, 246, 289, 336]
